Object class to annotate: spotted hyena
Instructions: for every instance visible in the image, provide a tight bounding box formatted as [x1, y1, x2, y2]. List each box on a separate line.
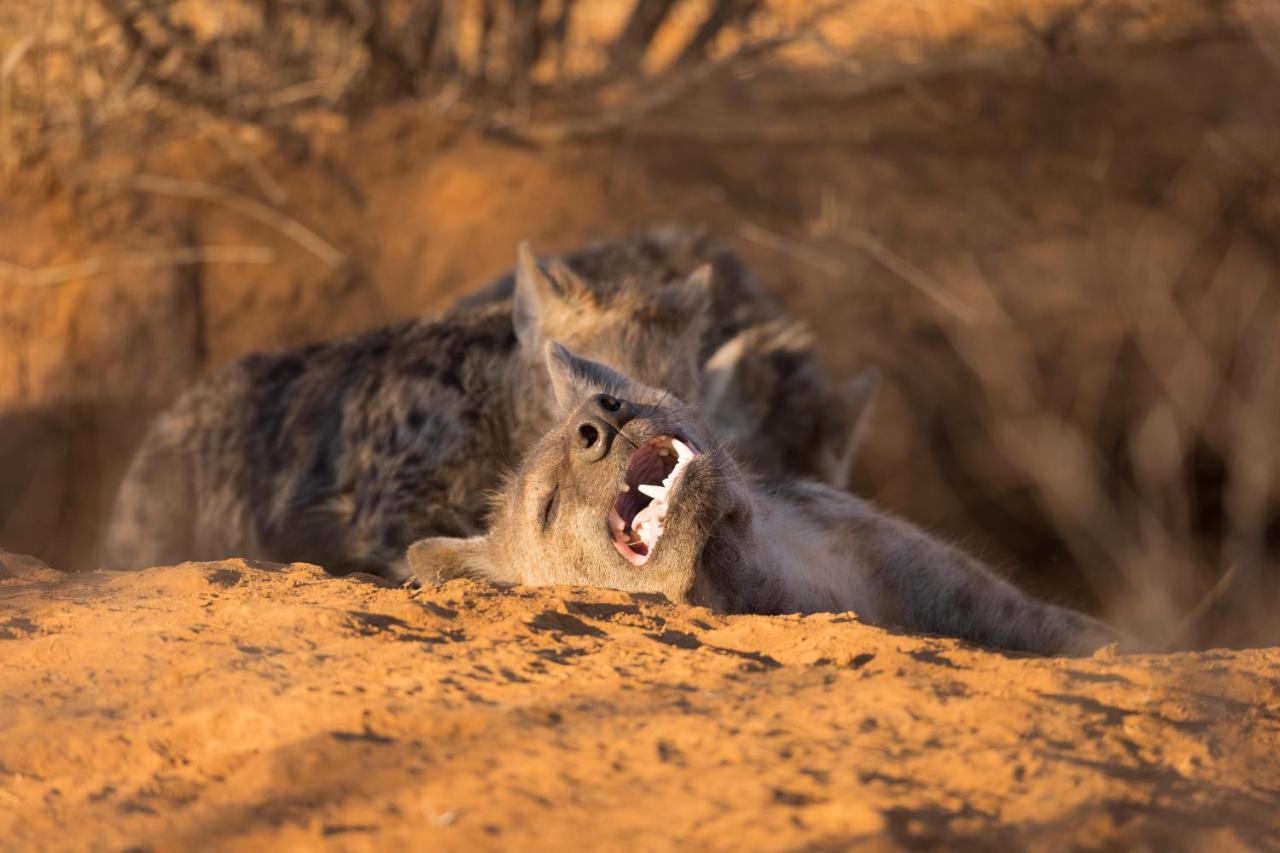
[407, 342, 1116, 656]
[455, 224, 879, 487]
[103, 226, 872, 577]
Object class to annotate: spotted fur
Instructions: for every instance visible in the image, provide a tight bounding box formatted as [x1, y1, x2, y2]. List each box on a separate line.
[103, 226, 869, 577]
[408, 345, 1117, 656]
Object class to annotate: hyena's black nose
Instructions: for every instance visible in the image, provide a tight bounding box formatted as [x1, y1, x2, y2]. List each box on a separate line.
[573, 394, 635, 463]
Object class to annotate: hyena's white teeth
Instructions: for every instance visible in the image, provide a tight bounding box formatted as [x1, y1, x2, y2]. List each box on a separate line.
[611, 435, 701, 566]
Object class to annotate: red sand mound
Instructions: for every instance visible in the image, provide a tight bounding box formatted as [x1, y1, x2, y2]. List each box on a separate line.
[2, 550, 1277, 850]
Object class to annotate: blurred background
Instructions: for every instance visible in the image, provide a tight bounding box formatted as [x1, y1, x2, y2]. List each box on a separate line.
[1, 0, 1278, 649]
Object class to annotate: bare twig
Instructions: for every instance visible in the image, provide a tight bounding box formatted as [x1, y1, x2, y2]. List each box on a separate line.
[202, 119, 288, 205]
[0, 35, 35, 82]
[0, 245, 276, 287]
[736, 222, 845, 278]
[513, 0, 854, 144]
[608, 0, 680, 76]
[676, 0, 763, 67]
[1157, 564, 1239, 651]
[563, 46, 1034, 146]
[513, 32, 799, 144]
[1, 35, 35, 183]
[103, 173, 346, 268]
[838, 228, 978, 324]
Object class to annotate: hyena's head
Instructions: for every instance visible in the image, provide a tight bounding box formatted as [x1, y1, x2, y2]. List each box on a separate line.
[407, 343, 755, 607]
[512, 242, 711, 420]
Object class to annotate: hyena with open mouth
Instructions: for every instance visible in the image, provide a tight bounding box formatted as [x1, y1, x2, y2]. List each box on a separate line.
[456, 224, 880, 488]
[102, 226, 872, 579]
[407, 343, 1116, 656]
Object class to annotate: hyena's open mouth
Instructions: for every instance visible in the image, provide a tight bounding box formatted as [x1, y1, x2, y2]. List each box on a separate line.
[609, 435, 699, 566]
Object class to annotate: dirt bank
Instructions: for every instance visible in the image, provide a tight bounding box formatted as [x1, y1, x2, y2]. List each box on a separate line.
[2, 550, 1277, 850]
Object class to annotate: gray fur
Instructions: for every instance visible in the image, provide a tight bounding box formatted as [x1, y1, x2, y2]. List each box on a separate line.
[461, 224, 879, 484]
[409, 344, 1115, 656]
[103, 234, 714, 576]
[103, 225, 868, 577]
[702, 320, 880, 489]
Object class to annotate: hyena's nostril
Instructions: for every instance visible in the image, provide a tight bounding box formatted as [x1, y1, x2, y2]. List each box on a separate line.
[573, 395, 631, 463]
[574, 415, 614, 463]
[587, 393, 635, 431]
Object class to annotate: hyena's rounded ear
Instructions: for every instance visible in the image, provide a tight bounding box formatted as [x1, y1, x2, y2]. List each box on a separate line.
[406, 535, 502, 586]
[513, 242, 590, 351]
[701, 333, 764, 441]
[701, 320, 813, 440]
[663, 264, 714, 327]
[544, 340, 632, 415]
[682, 263, 714, 308]
[824, 367, 881, 490]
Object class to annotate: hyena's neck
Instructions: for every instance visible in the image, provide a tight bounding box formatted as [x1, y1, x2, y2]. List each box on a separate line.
[733, 482, 887, 619]
[501, 356, 560, 457]
[690, 481, 878, 617]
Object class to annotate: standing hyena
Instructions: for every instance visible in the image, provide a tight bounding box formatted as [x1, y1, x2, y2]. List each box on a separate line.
[103, 226, 873, 577]
[407, 343, 1117, 656]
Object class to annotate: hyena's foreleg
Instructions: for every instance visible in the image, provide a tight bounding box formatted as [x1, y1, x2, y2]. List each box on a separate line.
[100, 413, 196, 570]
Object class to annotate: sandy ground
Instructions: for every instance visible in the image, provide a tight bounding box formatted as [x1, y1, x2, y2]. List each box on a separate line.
[2, 548, 1277, 851]
[2, 9, 1279, 847]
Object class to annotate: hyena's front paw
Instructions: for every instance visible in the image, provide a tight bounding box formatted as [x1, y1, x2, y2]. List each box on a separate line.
[404, 536, 491, 587]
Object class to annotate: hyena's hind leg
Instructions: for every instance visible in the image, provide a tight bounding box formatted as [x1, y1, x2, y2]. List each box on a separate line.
[863, 514, 1120, 656]
[100, 413, 196, 570]
[910, 549, 1118, 656]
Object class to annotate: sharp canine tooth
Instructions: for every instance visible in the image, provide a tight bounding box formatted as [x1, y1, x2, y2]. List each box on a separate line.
[672, 438, 694, 460]
[637, 483, 665, 500]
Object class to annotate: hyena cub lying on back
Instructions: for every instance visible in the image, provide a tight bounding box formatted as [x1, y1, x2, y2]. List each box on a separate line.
[408, 343, 1116, 656]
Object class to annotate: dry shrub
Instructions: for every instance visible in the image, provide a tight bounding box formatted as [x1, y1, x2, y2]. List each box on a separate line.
[0, 0, 1243, 170]
[1, 0, 779, 176]
[897, 176, 1280, 650]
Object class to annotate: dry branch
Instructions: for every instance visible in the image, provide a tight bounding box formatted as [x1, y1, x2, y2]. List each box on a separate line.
[1, 35, 35, 182]
[0, 245, 276, 287]
[838, 229, 978, 325]
[512, 31, 796, 144]
[736, 222, 846, 278]
[103, 173, 346, 268]
[201, 119, 289, 206]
